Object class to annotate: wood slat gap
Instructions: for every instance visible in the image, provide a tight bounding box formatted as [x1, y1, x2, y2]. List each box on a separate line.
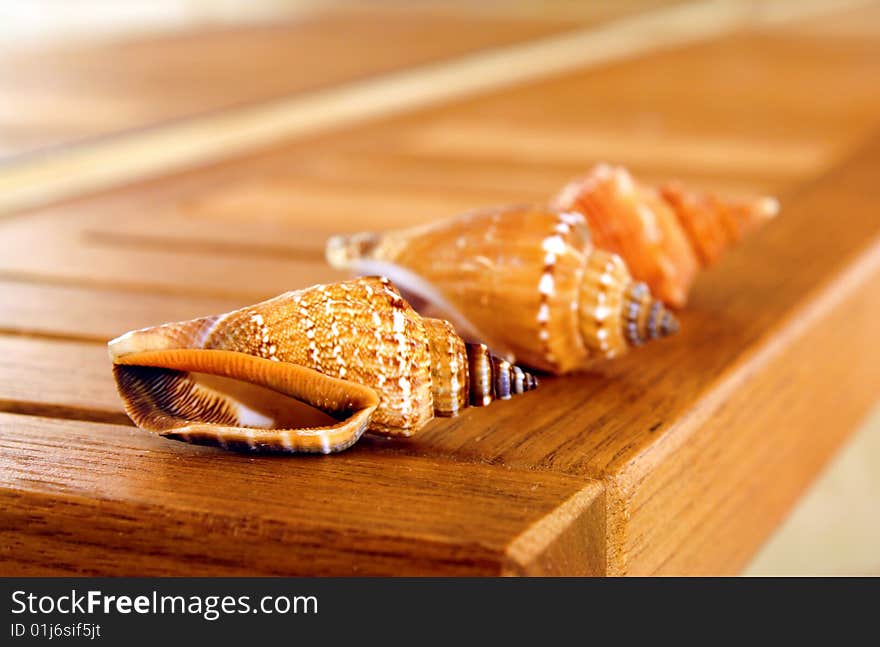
[0, 270, 272, 302]
[0, 327, 107, 345]
[0, 401, 132, 428]
[84, 229, 328, 264]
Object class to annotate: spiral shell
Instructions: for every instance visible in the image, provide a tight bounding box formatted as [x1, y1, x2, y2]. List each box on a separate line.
[108, 277, 537, 454]
[327, 207, 678, 375]
[553, 164, 779, 307]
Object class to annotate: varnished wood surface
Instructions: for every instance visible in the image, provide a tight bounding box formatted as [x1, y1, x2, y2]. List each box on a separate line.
[1, 1, 879, 575]
[0, 7, 573, 161]
[0, 413, 604, 575]
[0, 0, 785, 216]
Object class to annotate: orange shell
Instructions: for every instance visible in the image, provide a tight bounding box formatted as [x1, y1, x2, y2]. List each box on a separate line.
[554, 164, 778, 307]
[326, 207, 678, 375]
[659, 181, 779, 268]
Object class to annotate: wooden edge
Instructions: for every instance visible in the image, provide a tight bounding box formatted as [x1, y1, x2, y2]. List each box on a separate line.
[607, 219, 880, 575]
[0, 413, 607, 576]
[0, 0, 851, 216]
[503, 481, 606, 576]
[3, 473, 608, 577]
[0, 487, 497, 576]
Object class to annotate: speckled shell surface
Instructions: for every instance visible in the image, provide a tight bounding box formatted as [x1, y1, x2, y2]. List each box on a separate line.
[109, 277, 537, 454]
[553, 164, 778, 307]
[327, 207, 677, 374]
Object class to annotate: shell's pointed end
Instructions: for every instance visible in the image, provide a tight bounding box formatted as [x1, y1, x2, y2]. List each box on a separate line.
[623, 283, 680, 347]
[656, 305, 680, 338]
[722, 194, 779, 245]
[754, 196, 781, 220]
[507, 363, 539, 396]
[644, 298, 680, 342]
[325, 231, 382, 270]
[490, 361, 539, 402]
[107, 328, 170, 363]
[466, 344, 539, 406]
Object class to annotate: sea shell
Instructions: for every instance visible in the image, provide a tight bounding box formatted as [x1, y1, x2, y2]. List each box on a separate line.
[108, 277, 537, 454]
[553, 163, 779, 307]
[327, 206, 678, 375]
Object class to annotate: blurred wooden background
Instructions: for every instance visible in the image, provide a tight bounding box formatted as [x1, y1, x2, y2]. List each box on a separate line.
[1, 0, 878, 575]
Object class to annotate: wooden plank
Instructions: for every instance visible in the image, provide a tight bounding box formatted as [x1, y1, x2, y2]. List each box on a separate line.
[630, 262, 880, 574]
[50, 14, 880, 222]
[0, 213, 345, 300]
[0, 413, 605, 576]
[368, 31, 880, 201]
[407, 134, 880, 574]
[3, 135, 880, 575]
[1, 0, 840, 215]
[3, 17, 879, 301]
[764, 0, 880, 37]
[371, 0, 686, 22]
[0, 336, 126, 424]
[0, 7, 573, 162]
[0, 279, 248, 342]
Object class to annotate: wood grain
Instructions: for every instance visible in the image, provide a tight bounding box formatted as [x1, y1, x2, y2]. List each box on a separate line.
[0, 7, 572, 161]
[0, 413, 604, 576]
[0, 335, 127, 423]
[14, 14, 873, 230]
[3, 136, 879, 574]
[0, 214, 344, 300]
[0, 279, 247, 343]
[1, 2, 879, 575]
[2, 0, 841, 215]
[407, 137, 880, 574]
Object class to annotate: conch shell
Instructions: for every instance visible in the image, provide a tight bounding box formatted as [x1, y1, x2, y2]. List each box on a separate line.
[108, 277, 537, 454]
[553, 164, 779, 307]
[327, 206, 678, 375]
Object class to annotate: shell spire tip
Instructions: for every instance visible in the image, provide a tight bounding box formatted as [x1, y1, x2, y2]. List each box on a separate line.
[657, 305, 679, 338]
[755, 196, 780, 220]
[465, 342, 539, 406]
[326, 232, 381, 270]
[623, 282, 680, 347]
